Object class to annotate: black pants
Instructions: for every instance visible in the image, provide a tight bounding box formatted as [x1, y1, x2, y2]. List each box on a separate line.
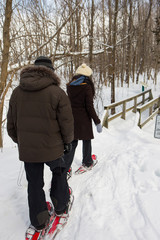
[24, 158, 69, 229]
[64, 139, 93, 172]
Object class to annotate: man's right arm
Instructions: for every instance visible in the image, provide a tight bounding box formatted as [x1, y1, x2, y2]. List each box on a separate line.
[7, 91, 18, 143]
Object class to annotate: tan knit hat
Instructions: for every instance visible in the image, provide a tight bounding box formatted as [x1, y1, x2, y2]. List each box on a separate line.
[75, 63, 93, 77]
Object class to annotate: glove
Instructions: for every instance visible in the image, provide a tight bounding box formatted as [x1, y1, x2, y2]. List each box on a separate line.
[64, 143, 72, 154]
[96, 123, 102, 133]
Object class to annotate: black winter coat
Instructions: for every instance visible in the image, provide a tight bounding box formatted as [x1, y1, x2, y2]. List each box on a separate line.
[67, 81, 100, 140]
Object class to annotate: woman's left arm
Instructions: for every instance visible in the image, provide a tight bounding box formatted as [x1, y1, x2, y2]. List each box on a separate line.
[85, 85, 101, 125]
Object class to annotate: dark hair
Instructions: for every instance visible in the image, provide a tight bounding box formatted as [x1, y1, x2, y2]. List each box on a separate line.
[70, 74, 95, 97]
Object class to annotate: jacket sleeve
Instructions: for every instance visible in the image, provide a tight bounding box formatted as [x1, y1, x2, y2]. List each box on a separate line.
[7, 91, 18, 143]
[56, 89, 74, 144]
[85, 85, 101, 125]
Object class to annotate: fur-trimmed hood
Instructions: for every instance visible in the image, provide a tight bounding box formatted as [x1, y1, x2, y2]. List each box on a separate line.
[19, 65, 61, 91]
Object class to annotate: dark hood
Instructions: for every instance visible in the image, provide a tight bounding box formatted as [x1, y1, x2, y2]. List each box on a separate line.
[19, 65, 60, 91]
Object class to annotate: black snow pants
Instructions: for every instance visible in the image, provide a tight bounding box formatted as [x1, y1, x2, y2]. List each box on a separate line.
[64, 139, 93, 172]
[24, 157, 70, 229]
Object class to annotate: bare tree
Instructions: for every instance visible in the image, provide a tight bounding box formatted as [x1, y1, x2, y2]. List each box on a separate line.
[111, 0, 119, 114]
[107, 0, 112, 88]
[125, 0, 133, 87]
[89, 0, 95, 69]
[0, 0, 13, 148]
[136, 0, 153, 84]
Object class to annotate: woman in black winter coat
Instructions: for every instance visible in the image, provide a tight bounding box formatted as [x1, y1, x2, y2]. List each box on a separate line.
[65, 63, 102, 175]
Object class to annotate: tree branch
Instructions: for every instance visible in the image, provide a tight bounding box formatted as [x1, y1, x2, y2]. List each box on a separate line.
[28, 1, 83, 59]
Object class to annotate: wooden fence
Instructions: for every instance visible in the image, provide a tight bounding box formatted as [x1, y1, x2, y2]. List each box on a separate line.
[102, 89, 153, 128]
[137, 97, 160, 128]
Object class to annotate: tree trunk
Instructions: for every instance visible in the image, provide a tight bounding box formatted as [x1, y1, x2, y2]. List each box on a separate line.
[125, 0, 132, 87]
[120, 0, 127, 87]
[89, 0, 94, 69]
[136, 0, 153, 84]
[111, 0, 118, 114]
[107, 0, 112, 87]
[102, 0, 107, 84]
[75, 0, 81, 68]
[0, 0, 13, 148]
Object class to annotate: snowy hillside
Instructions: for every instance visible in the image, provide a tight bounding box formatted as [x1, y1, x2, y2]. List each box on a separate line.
[1, 83, 160, 240]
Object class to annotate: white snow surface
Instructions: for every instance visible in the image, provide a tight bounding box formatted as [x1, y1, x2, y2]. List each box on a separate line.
[1, 81, 160, 240]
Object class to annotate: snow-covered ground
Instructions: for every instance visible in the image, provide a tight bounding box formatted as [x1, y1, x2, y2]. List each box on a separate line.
[1, 80, 160, 240]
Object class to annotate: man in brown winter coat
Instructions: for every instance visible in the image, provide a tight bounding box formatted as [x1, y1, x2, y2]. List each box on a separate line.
[7, 56, 74, 232]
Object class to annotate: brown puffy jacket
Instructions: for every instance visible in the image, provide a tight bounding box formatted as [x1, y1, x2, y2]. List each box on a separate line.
[7, 65, 74, 162]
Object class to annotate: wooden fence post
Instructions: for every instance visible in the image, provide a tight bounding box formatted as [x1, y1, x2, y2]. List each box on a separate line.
[102, 108, 109, 128]
[138, 110, 142, 128]
[149, 91, 153, 100]
[142, 93, 145, 104]
[122, 102, 126, 119]
[133, 97, 137, 113]
[149, 106, 152, 116]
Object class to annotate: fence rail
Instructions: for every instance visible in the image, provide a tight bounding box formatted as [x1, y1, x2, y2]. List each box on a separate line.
[102, 89, 153, 128]
[137, 97, 160, 128]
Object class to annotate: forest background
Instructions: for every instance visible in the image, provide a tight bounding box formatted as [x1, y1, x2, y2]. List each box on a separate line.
[0, 0, 160, 148]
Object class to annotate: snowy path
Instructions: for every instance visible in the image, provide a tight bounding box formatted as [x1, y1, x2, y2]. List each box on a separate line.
[1, 112, 160, 240]
[57, 113, 160, 240]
